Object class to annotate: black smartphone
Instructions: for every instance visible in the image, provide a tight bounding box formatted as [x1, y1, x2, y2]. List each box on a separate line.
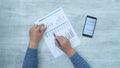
[82, 16, 97, 38]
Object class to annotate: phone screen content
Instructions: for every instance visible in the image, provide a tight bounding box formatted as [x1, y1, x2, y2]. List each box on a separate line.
[83, 17, 96, 36]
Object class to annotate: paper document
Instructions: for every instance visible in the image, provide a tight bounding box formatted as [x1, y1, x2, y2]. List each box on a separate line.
[35, 7, 80, 58]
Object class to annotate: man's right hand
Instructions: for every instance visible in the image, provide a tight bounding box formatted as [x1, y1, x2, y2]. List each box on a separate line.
[55, 36, 75, 57]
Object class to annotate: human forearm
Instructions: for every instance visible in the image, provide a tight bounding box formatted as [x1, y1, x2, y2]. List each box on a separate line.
[22, 24, 46, 68]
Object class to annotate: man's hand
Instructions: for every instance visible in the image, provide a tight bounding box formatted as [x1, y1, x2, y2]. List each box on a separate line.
[29, 24, 46, 49]
[55, 36, 75, 57]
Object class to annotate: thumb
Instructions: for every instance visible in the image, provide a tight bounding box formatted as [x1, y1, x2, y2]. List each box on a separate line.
[40, 26, 46, 35]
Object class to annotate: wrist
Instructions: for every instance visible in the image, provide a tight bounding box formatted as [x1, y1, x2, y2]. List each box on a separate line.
[66, 48, 75, 57]
[28, 40, 38, 49]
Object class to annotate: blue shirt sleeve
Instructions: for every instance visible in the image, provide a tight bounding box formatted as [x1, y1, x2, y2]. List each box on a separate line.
[22, 48, 90, 68]
[70, 52, 90, 68]
[22, 48, 37, 68]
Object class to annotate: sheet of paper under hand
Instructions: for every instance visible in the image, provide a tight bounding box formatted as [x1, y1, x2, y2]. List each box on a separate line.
[35, 7, 80, 58]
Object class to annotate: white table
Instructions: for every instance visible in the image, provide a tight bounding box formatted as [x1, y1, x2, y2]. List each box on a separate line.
[0, 0, 120, 68]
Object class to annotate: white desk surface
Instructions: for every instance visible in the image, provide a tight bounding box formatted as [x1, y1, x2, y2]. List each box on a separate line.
[0, 0, 120, 68]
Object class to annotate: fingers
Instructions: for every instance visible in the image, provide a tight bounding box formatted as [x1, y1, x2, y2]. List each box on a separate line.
[56, 36, 67, 41]
[56, 36, 63, 42]
[40, 27, 46, 35]
[55, 36, 63, 48]
[37, 24, 44, 30]
[55, 36, 68, 45]
[55, 40, 60, 48]
[34, 24, 44, 29]
[34, 25, 38, 28]
[34, 24, 46, 32]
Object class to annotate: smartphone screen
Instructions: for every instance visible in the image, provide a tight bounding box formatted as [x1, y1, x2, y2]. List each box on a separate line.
[82, 16, 97, 38]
